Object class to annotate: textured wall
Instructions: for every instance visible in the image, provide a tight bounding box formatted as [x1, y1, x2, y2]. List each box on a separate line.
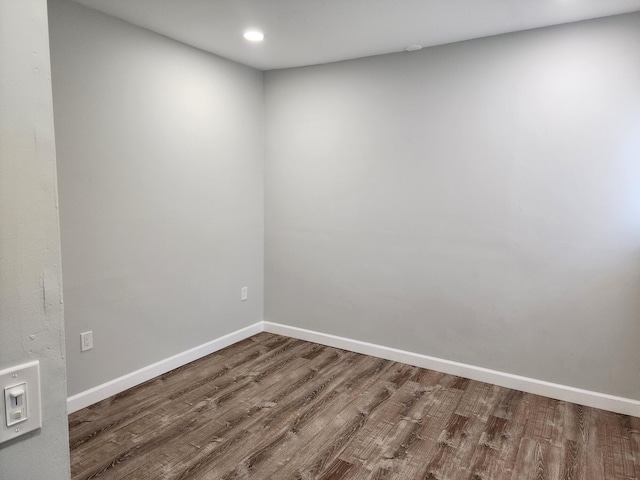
[0, 0, 70, 478]
[49, 0, 264, 396]
[265, 13, 640, 399]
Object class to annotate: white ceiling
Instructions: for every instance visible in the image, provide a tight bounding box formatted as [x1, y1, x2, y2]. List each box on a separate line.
[72, 0, 640, 70]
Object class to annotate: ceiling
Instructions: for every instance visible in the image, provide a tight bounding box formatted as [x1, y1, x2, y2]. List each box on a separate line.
[72, 0, 640, 71]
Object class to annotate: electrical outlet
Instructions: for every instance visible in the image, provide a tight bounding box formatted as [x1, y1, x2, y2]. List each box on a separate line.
[241, 287, 248, 301]
[80, 331, 93, 352]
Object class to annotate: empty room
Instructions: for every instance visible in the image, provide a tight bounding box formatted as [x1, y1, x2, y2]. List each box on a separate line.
[2, 0, 640, 478]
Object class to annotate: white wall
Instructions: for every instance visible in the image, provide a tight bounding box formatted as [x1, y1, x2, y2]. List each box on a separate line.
[265, 13, 640, 400]
[49, 0, 264, 396]
[0, 0, 70, 478]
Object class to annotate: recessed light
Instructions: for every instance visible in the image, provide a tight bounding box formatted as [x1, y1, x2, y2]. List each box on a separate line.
[243, 31, 264, 42]
[404, 44, 422, 52]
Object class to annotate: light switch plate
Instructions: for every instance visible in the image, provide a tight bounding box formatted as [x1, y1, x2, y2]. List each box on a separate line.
[0, 360, 41, 444]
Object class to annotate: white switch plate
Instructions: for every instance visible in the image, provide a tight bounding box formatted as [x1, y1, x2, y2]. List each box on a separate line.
[81, 331, 93, 352]
[241, 287, 248, 301]
[0, 360, 41, 444]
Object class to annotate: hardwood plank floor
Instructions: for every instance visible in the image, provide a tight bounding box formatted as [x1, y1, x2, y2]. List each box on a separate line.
[69, 333, 640, 480]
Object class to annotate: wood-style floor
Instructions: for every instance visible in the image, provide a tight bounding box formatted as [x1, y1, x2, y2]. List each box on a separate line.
[69, 333, 640, 480]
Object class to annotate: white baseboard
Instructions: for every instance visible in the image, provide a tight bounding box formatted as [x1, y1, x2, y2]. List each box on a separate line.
[67, 322, 264, 414]
[68, 320, 640, 417]
[263, 321, 640, 417]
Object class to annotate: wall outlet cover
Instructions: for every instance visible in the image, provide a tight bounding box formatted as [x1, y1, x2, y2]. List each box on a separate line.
[81, 331, 93, 352]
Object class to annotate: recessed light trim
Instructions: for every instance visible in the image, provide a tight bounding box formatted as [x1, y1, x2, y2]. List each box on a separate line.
[243, 31, 264, 42]
[404, 44, 423, 52]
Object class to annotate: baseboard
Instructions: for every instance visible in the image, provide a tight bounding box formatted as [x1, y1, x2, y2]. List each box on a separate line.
[67, 322, 264, 414]
[68, 320, 640, 417]
[263, 321, 640, 417]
